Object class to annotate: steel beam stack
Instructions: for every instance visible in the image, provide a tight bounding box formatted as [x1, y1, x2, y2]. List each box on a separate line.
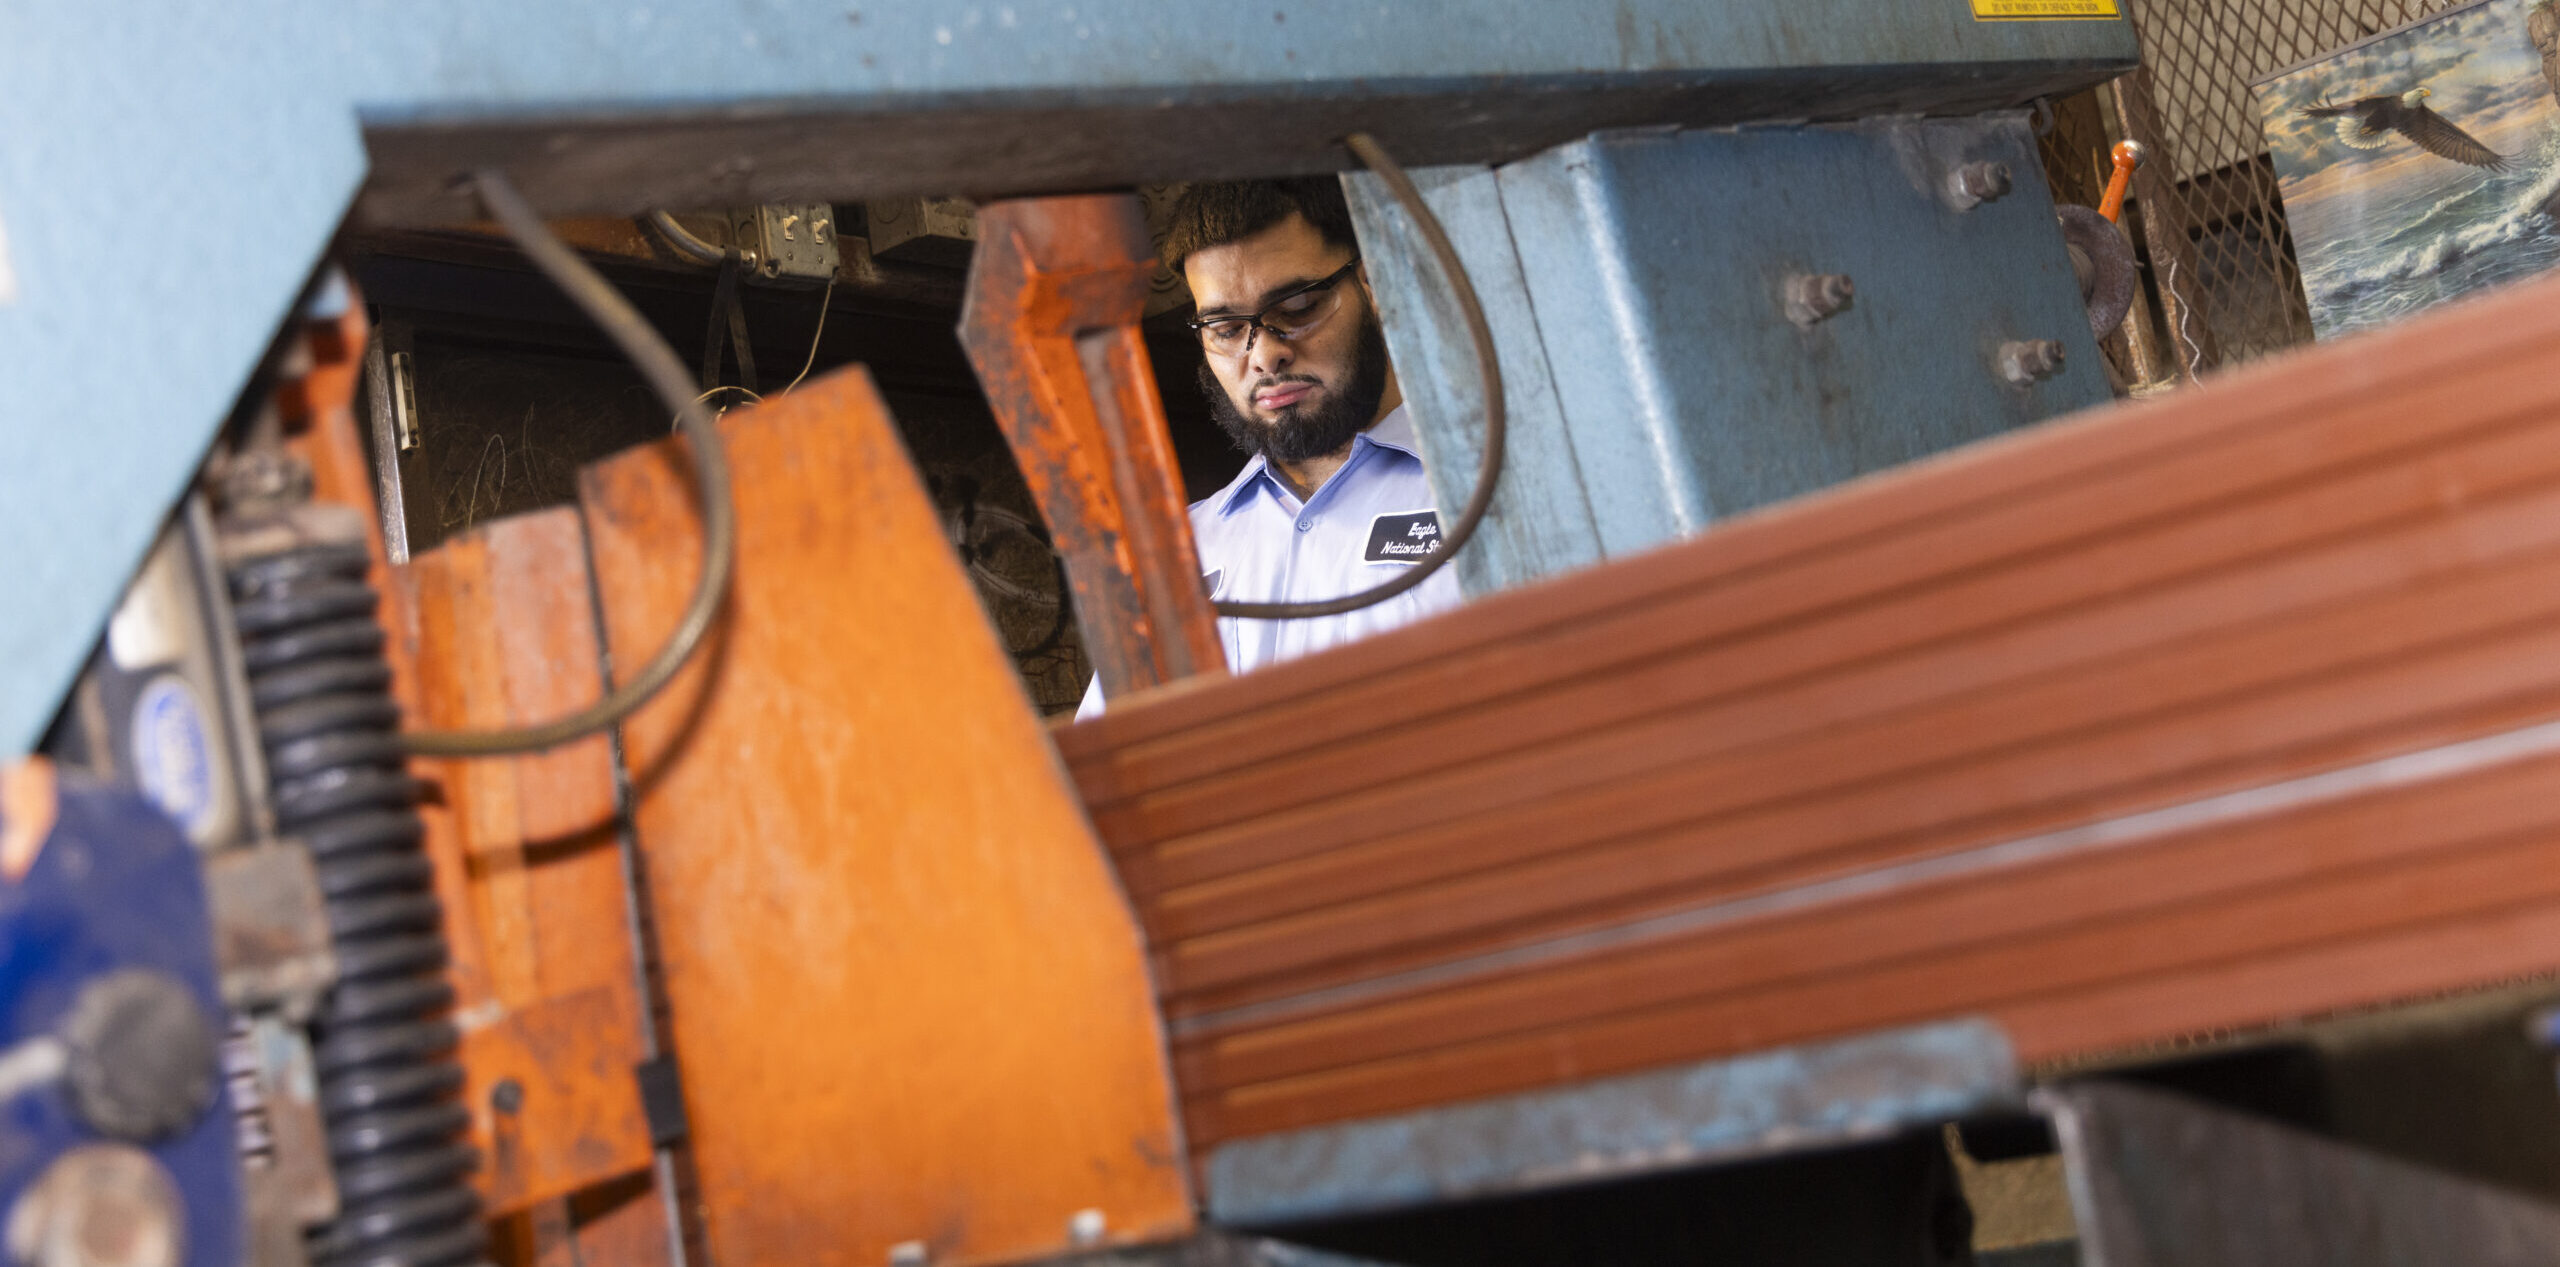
[1062, 267, 2560, 1175]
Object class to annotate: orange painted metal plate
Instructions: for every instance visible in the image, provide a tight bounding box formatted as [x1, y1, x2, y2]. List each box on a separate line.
[1058, 268, 2560, 1152]
[582, 368, 1193, 1266]
[460, 985, 652, 1203]
[403, 511, 654, 1215]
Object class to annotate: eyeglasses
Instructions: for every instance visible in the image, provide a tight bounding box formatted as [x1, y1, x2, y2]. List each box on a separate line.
[1187, 257, 1362, 357]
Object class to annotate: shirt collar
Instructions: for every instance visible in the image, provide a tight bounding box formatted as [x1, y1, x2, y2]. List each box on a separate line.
[1363, 404, 1422, 458]
[1210, 404, 1417, 517]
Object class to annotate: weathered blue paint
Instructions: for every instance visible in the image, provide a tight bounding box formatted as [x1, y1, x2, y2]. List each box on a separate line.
[1366, 117, 2114, 590]
[0, 0, 2134, 755]
[1202, 1018, 2019, 1226]
[1345, 166, 1603, 597]
[0, 783, 242, 1267]
[1514, 117, 2110, 549]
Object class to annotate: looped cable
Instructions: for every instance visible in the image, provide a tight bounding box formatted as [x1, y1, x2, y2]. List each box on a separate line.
[402, 171, 737, 756]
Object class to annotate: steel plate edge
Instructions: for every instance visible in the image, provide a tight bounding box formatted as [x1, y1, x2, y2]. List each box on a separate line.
[1203, 1017, 2020, 1227]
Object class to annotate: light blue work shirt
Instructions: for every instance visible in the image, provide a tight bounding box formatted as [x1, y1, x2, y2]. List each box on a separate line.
[1078, 405, 1464, 717]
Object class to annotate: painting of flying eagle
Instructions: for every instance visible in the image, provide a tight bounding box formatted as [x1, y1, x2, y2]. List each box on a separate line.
[2302, 87, 2510, 169]
[2254, 0, 2560, 339]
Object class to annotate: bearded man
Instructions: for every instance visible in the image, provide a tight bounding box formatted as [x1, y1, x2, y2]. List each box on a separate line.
[1077, 179, 1463, 716]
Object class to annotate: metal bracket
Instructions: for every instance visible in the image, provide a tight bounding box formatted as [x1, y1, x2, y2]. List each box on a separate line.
[957, 194, 1225, 699]
[729, 203, 841, 285]
[202, 842, 337, 1022]
[865, 197, 978, 268]
[2041, 1081, 2560, 1266]
[358, 322, 417, 565]
[635, 1055, 690, 1148]
[226, 1014, 337, 1267]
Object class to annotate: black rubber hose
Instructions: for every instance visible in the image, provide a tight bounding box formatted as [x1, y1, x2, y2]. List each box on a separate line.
[230, 541, 485, 1267]
[1214, 131, 1506, 620]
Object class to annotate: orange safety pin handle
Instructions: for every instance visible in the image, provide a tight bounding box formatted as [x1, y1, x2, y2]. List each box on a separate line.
[2099, 139, 2145, 224]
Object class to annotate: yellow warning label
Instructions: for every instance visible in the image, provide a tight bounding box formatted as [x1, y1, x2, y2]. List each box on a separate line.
[1972, 0, 2120, 18]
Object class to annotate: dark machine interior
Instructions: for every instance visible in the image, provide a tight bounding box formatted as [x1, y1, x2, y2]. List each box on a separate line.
[348, 206, 1250, 716]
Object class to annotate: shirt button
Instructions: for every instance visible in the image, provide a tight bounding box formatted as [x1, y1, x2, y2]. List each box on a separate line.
[1295, 518, 1313, 532]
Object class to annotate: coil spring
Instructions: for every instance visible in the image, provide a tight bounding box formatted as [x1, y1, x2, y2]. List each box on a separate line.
[229, 541, 486, 1267]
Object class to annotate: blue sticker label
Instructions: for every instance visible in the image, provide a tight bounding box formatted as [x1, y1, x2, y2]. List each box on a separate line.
[131, 674, 216, 837]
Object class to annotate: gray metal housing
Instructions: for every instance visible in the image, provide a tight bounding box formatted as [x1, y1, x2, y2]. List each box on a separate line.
[1348, 115, 2115, 594]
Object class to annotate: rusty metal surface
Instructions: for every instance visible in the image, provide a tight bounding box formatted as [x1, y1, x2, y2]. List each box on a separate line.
[960, 194, 1225, 700]
[459, 986, 653, 1215]
[556, 1173, 673, 1267]
[403, 510, 654, 1218]
[2042, 1081, 2560, 1266]
[584, 368, 1194, 1267]
[1056, 268, 2560, 1153]
[1204, 1019, 2015, 1226]
[201, 843, 335, 1022]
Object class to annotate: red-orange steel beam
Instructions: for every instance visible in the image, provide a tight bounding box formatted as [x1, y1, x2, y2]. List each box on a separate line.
[959, 195, 1225, 700]
[1056, 267, 2560, 1152]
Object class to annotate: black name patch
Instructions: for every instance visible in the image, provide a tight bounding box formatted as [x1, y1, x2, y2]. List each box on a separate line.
[1365, 510, 1443, 563]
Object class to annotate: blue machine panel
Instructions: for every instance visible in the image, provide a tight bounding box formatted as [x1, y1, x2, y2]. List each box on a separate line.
[1357, 116, 2115, 592]
[0, 783, 243, 1267]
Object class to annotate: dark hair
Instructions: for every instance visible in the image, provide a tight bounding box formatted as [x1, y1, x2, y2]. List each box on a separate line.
[1160, 178, 1357, 274]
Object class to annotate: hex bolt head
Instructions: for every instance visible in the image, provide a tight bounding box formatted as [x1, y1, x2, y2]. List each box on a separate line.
[60, 971, 217, 1142]
[1784, 273, 1856, 328]
[1948, 160, 2015, 209]
[5, 1144, 184, 1267]
[489, 1077, 525, 1115]
[1996, 340, 2067, 387]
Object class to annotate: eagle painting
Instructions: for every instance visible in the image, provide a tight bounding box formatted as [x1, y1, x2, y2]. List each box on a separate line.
[2302, 86, 2511, 170]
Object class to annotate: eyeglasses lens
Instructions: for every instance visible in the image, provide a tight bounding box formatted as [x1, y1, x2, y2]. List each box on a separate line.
[1196, 265, 1352, 354]
[1201, 320, 1252, 354]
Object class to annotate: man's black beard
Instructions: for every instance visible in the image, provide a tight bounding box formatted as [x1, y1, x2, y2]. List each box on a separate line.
[1199, 308, 1392, 465]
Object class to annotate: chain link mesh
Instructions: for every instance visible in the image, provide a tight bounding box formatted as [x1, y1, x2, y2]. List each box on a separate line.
[2107, 0, 2469, 372]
